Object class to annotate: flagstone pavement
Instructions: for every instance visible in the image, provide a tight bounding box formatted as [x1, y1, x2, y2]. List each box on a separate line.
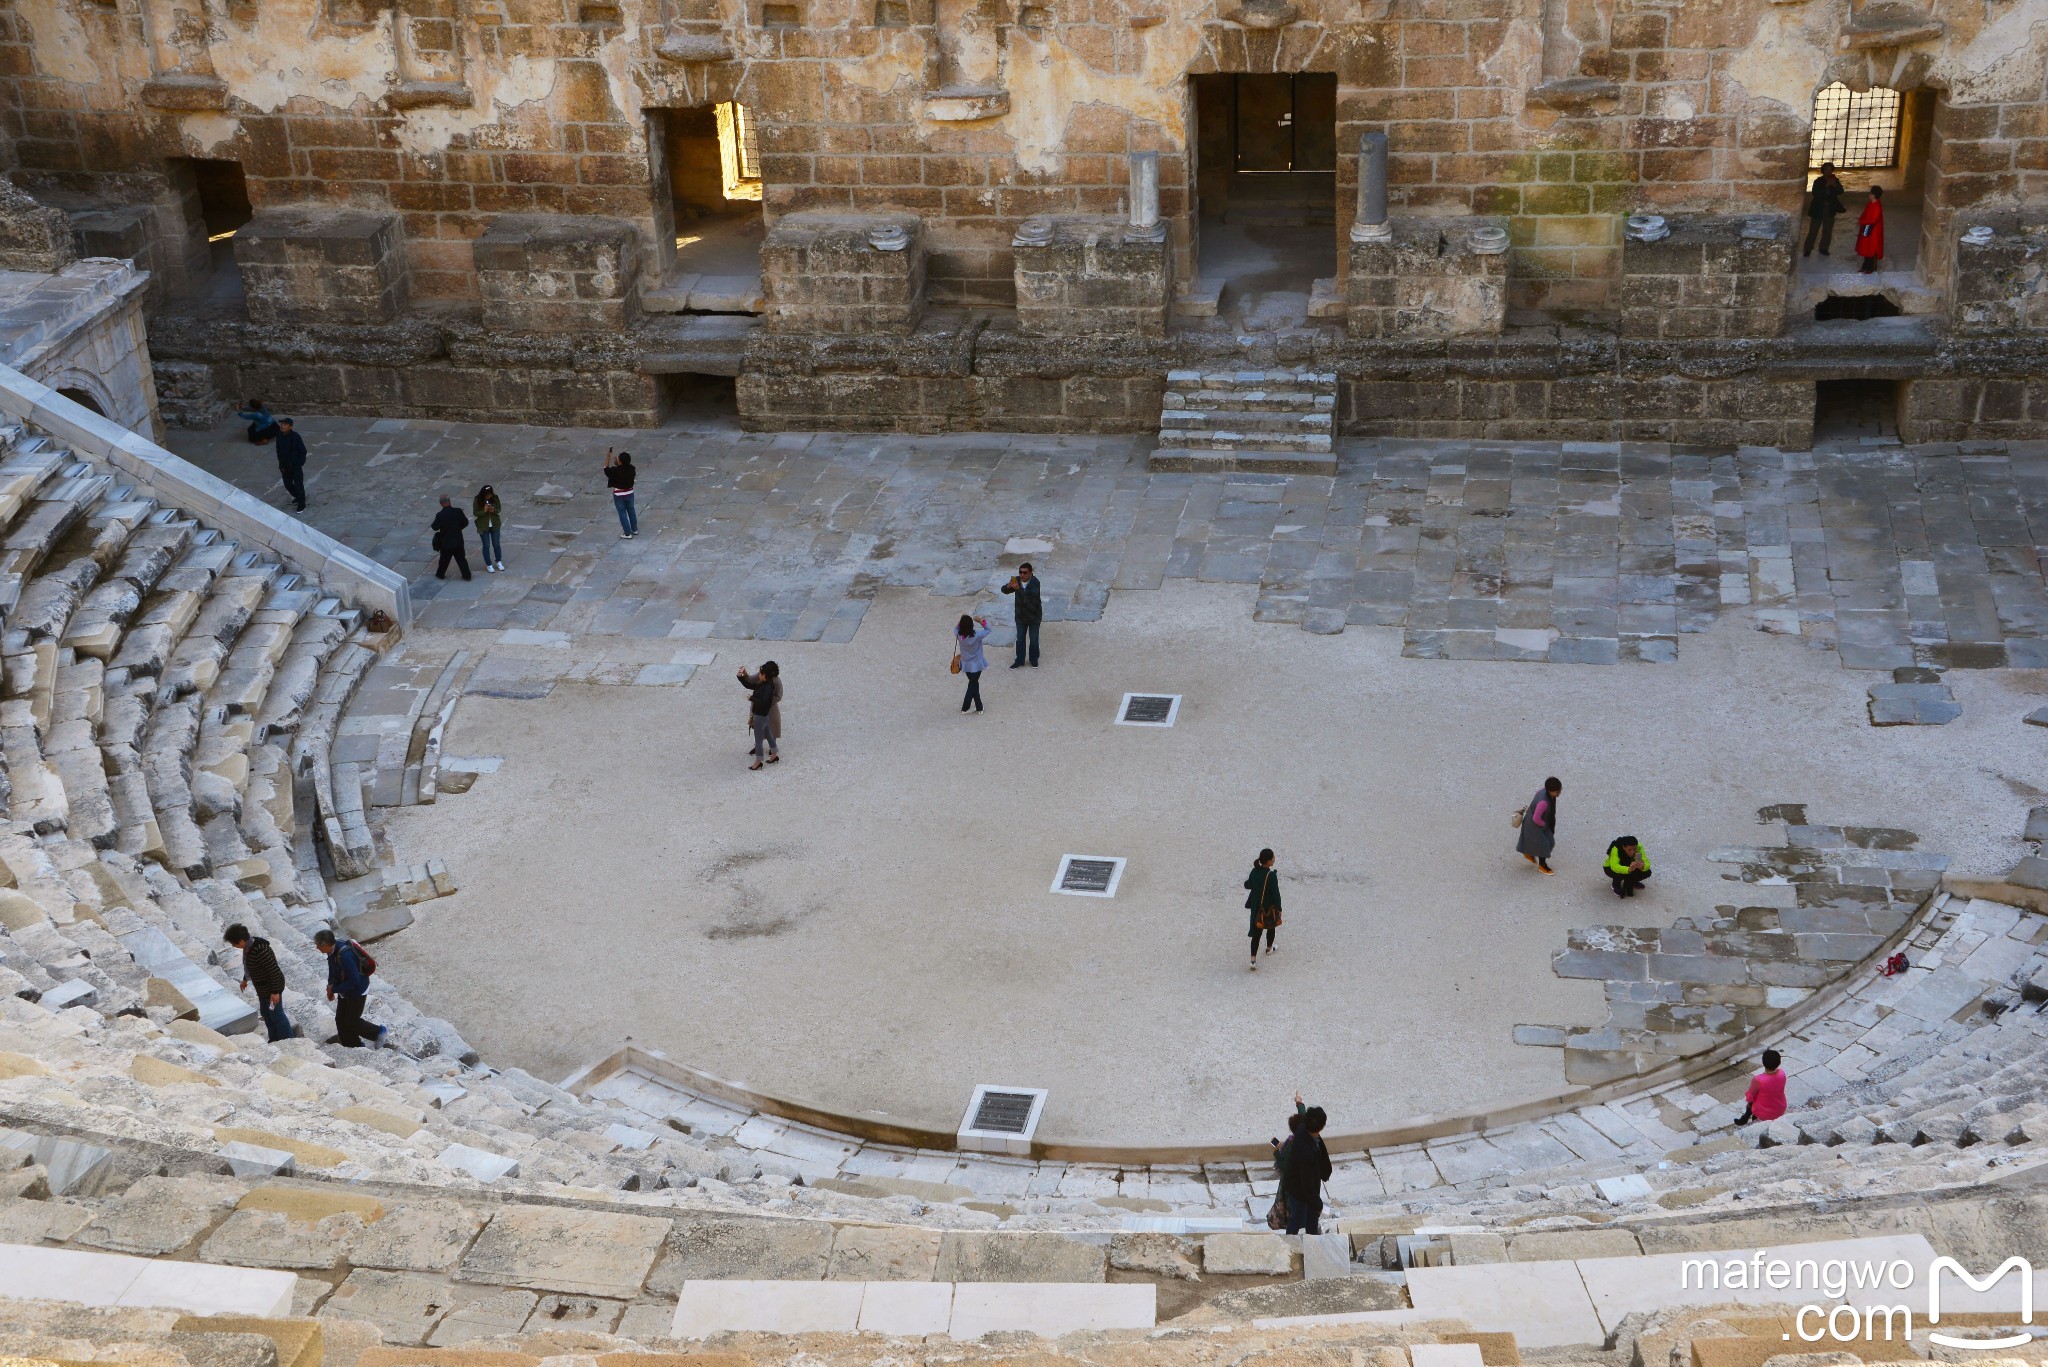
[166, 417, 2048, 670]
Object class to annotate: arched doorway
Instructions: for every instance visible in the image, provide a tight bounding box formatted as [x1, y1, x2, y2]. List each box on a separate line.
[56, 386, 106, 417]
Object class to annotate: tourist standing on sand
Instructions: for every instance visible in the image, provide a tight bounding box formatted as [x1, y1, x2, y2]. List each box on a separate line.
[1855, 185, 1885, 274]
[1516, 776, 1562, 875]
[473, 485, 505, 573]
[739, 661, 780, 770]
[1246, 848, 1282, 970]
[274, 418, 308, 512]
[605, 447, 638, 538]
[1273, 1093, 1332, 1234]
[954, 612, 991, 713]
[430, 494, 472, 581]
[1002, 561, 1042, 668]
[1735, 1048, 1787, 1126]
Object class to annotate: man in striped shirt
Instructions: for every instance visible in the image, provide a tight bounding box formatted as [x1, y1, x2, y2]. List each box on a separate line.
[224, 923, 296, 1042]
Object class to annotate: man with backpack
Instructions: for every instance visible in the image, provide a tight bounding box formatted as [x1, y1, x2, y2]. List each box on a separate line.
[315, 928, 390, 1049]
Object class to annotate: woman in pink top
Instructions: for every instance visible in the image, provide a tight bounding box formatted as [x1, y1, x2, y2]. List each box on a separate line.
[1516, 777, 1562, 874]
[1737, 1049, 1787, 1125]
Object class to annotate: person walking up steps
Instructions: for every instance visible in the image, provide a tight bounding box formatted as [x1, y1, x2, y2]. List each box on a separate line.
[274, 417, 308, 511]
[954, 613, 991, 713]
[605, 447, 638, 538]
[1604, 834, 1651, 898]
[1735, 1048, 1788, 1126]
[1002, 561, 1042, 668]
[473, 484, 505, 573]
[1245, 848, 1282, 970]
[224, 923, 294, 1042]
[430, 494, 472, 581]
[1516, 776, 1562, 874]
[315, 929, 389, 1049]
[739, 661, 780, 770]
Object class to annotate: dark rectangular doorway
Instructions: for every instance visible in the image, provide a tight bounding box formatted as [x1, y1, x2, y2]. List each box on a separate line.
[1191, 73, 1336, 329]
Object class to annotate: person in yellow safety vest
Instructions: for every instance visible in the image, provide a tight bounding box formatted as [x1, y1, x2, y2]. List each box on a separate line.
[1604, 836, 1651, 899]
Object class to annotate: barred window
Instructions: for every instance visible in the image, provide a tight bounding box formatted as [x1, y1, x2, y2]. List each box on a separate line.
[715, 101, 763, 201]
[1808, 83, 1901, 171]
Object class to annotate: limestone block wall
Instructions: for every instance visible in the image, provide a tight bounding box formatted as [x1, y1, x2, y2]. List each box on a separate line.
[760, 212, 926, 335]
[1345, 216, 1508, 340]
[1950, 212, 2048, 332]
[233, 210, 410, 327]
[1618, 215, 1790, 340]
[1011, 218, 1171, 339]
[0, 0, 2038, 321]
[473, 214, 642, 332]
[0, 182, 76, 274]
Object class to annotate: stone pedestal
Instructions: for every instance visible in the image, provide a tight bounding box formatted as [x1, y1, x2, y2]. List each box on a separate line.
[473, 215, 641, 332]
[233, 209, 409, 326]
[1012, 217, 1171, 339]
[1950, 212, 2048, 331]
[1346, 217, 1508, 340]
[1618, 214, 1790, 340]
[760, 212, 926, 335]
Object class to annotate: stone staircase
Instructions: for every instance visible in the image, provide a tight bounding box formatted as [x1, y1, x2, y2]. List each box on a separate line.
[1149, 369, 1338, 474]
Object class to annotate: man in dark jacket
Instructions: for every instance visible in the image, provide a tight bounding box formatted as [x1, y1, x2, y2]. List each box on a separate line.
[430, 494, 472, 581]
[1002, 560, 1043, 668]
[1803, 162, 1846, 258]
[1273, 1095, 1333, 1234]
[274, 418, 308, 511]
[224, 922, 295, 1041]
[315, 928, 388, 1049]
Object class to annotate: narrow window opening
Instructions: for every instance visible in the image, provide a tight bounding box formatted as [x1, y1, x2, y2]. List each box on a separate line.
[715, 101, 763, 201]
[1809, 83, 1901, 171]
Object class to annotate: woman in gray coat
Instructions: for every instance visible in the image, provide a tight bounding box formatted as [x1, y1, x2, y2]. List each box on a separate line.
[1516, 776, 1561, 874]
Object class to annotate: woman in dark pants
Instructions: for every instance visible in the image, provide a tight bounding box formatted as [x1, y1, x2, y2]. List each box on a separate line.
[1245, 848, 1281, 970]
[1517, 776, 1562, 874]
[738, 662, 780, 770]
[954, 613, 991, 713]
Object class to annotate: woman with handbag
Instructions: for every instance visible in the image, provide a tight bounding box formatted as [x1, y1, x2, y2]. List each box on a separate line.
[1515, 776, 1562, 875]
[1855, 185, 1885, 274]
[953, 613, 991, 713]
[1245, 848, 1282, 970]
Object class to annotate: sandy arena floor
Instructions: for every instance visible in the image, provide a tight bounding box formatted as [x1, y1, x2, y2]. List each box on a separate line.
[376, 580, 2047, 1147]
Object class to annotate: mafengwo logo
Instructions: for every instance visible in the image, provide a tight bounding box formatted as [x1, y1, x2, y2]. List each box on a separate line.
[1681, 1252, 2036, 1349]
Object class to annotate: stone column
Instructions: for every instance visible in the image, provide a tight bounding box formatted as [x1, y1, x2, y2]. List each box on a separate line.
[1351, 131, 1390, 243]
[1127, 152, 1165, 243]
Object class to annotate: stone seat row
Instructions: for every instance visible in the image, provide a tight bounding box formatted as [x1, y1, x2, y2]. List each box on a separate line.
[0, 408, 958, 1229]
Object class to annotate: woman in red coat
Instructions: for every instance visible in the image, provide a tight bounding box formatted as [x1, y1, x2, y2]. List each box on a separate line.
[1855, 185, 1885, 273]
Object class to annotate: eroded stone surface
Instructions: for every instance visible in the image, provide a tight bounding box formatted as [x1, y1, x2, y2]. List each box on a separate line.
[456, 1206, 670, 1298]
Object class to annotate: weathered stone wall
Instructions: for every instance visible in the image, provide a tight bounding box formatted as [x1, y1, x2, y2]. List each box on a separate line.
[1345, 216, 1508, 339]
[0, 0, 2039, 318]
[1012, 217, 1171, 339]
[1617, 214, 1790, 340]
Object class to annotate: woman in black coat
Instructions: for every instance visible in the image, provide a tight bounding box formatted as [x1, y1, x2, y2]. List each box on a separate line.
[1245, 848, 1281, 970]
[1516, 776, 1562, 874]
